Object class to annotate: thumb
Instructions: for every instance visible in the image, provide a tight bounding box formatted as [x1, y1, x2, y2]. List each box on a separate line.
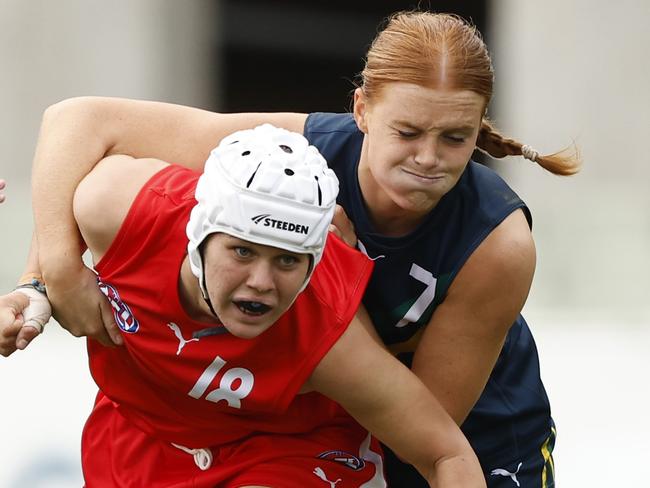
[328, 223, 342, 239]
[16, 325, 41, 350]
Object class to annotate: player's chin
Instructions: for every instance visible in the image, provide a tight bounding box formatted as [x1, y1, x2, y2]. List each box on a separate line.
[222, 306, 278, 339]
[224, 321, 276, 339]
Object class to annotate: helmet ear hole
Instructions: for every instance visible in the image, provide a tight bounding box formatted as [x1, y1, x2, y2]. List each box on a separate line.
[284, 168, 294, 176]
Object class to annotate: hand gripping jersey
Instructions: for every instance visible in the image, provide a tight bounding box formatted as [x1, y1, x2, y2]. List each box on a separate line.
[305, 113, 556, 487]
[84, 165, 379, 486]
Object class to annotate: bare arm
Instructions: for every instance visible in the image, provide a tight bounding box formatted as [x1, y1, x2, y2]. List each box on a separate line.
[307, 316, 486, 487]
[73, 154, 170, 262]
[2, 155, 160, 354]
[35, 96, 307, 275]
[411, 209, 536, 424]
[31, 96, 306, 343]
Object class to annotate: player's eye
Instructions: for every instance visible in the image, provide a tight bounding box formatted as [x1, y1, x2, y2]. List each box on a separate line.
[397, 129, 418, 138]
[234, 246, 252, 258]
[278, 254, 299, 267]
[445, 134, 466, 144]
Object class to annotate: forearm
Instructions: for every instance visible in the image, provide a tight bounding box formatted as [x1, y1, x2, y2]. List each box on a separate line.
[311, 321, 484, 486]
[18, 234, 42, 284]
[31, 99, 114, 278]
[344, 362, 483, 487]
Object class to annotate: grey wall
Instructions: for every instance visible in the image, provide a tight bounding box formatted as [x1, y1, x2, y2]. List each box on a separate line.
[491, 0, 650, 325]
[491, 1, 650, 485]
[0, 2, 218, 486]
[0, 0, 218, 291]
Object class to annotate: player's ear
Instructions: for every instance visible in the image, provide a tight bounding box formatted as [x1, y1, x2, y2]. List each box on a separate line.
[353, 88, 369, 134]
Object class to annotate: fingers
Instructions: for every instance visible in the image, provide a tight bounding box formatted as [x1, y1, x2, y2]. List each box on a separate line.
[87, 322, 115, 348]
[328, 223, 342, 239]
[0, 291, 30, 312]
[0, 178, 5, 203]
[0, 318, 23, 357]
[45, 265, 124, 346]
[99, 298, 123, 346]
[0, 290, 49, 353]
[0, 292, 29, 356]
[330, 205, 358, 248]
[0, 292, 30, 330]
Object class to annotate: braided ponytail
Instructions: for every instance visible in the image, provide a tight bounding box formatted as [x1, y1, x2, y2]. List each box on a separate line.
[477, 119, 581, 176]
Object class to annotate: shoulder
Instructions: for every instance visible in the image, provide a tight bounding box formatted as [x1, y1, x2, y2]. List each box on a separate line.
[304, 112, 358, 134]
[462, 162, 532, 226]
[448, 208, 535, 321]
[303, 113, 363, 170]
[476, 208, 535, 274]
[73, 155, 169, 260]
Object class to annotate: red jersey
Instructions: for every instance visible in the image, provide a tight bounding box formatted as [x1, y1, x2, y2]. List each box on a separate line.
[89, 164, 374, 449]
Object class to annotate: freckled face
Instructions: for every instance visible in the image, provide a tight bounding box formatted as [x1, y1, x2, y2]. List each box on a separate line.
[354, 82, 485, 219]
[202, 234, 310, 339]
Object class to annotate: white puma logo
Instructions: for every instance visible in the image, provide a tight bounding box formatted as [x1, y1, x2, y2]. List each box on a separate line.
[167, 322, 199, 355]
[490, 462, 522, 487]
[313, 467, 341, 488]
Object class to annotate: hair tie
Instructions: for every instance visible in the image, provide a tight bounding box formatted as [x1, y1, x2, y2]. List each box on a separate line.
[521, 144, 539, 162]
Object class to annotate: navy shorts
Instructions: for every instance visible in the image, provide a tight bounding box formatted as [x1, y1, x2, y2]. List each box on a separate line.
[384, 424, 556, 488]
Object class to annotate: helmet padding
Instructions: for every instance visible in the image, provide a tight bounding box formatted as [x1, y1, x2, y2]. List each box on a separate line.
[186, 124, 339, 297]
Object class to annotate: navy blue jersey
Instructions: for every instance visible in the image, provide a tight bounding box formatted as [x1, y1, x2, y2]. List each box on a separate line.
[305, 113, 555, 487]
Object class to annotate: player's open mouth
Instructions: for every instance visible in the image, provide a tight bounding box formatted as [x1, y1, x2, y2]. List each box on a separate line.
[234, 300, 272, 316]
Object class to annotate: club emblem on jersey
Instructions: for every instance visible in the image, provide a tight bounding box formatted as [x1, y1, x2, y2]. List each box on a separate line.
[98, 281, 140, 333]
[317, 450, 365, 471]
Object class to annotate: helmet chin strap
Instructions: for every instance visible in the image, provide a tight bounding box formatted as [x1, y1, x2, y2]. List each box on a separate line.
[201, 269, 221, 320]
[194, 266, 229, 339]
[184, 252, 227, 337]
[197, 242, 221, 320]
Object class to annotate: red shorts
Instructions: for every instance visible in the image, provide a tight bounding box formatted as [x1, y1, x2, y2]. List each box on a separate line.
[81, 393, 386, 487]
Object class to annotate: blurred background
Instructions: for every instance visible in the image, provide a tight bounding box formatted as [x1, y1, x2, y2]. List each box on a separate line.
[1, 0, 648, 486]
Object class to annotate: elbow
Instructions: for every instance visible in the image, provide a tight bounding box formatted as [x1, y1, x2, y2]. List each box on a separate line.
[38, 96, 118, 161]
[42, 96, 102, 126]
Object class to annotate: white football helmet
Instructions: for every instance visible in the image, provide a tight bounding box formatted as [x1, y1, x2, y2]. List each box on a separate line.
[187, 124, 339, 297]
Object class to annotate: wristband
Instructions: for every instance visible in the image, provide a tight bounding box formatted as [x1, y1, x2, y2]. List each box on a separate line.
[14, 278, 47, 296]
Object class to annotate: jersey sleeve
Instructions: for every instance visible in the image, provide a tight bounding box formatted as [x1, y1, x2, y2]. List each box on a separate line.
[309, 232, 374, 328]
